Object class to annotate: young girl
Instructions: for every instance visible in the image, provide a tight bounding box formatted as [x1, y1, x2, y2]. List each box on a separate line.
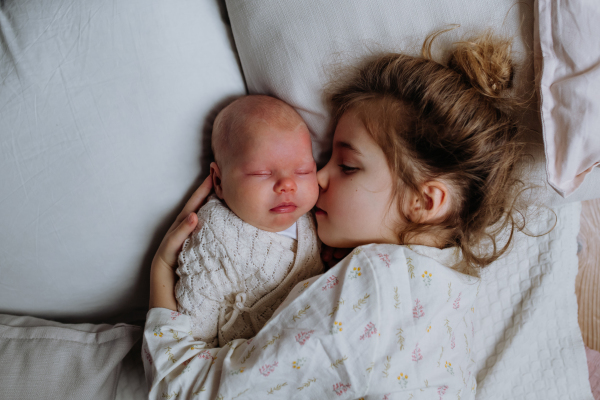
[144, 31, 525, 399]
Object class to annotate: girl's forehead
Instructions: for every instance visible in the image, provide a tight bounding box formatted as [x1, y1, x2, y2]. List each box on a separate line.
[333, 112, 380, 156]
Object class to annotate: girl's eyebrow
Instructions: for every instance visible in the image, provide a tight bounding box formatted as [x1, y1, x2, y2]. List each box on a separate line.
[334, 140, 363, 157]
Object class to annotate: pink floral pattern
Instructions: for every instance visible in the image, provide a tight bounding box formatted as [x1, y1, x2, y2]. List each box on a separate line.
[438, 385, 448, 398]
[359, 322, 378, 340]
[413, 298, 425, 319]
[453, 292, 462, 310]
[322, 275, 339, 291]
[259, 361, 279, 377]
[197, 350, 212, 360]
[170, 311, 182, 320]
[333, 382, 352, 396]
[143, 347, 153, 365]
[412, 342, 423, 362]
[378, 253, 391, 268]
[450, 333, 456, 349]
[295, 330, 315, 345]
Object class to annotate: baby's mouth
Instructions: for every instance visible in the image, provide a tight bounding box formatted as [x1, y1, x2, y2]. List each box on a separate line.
[270, 202, 297, 214]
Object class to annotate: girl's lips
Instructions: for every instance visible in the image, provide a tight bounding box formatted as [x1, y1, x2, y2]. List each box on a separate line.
[314, 207, 327, 216]
[270, 203, 297, 213]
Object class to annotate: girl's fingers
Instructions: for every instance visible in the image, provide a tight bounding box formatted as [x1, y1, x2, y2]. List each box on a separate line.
[170, 176, 213, 233]
[164, 213, 198, 265]
[183, 175, 213, 214]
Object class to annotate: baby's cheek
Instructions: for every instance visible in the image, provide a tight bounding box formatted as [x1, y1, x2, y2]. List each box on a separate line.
[225, 180, 261, 213]
[305, 175, 320, 206]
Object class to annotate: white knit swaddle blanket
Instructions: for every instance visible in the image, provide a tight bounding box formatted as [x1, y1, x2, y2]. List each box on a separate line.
[175, 196, 323, 347]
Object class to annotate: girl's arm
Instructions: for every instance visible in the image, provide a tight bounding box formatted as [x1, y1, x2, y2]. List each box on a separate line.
[144, 245, 382, 399]
[149, 176, 212, 310]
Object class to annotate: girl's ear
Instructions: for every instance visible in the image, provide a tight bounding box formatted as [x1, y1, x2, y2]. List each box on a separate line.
[406, 181, 450, 224]
[210, 162, 224, 199]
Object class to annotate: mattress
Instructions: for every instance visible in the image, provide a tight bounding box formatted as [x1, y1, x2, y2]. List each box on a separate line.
[115, 202, 592, 399]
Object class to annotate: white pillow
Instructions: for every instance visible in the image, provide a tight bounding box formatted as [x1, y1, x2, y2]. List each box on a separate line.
[0, 0, 245, 321]
[0, 313, 141, 400]
[535, 0, 600, 197]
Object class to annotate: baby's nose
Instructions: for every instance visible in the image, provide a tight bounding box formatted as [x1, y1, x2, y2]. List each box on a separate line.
[274, 177, 297, 194]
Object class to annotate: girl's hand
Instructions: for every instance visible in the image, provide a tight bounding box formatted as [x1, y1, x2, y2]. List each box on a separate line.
[321, 244, 353, 270]
[149, 176, 213, 310]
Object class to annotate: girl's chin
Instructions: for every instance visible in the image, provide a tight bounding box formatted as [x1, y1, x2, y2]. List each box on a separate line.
[317, 224, 349, 249]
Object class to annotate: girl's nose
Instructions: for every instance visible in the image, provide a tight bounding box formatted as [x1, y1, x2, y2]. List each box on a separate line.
[316, 165, 329, 191]
[274, 177, 297, 194]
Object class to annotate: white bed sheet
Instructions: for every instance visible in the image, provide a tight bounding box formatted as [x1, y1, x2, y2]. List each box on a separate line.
[473, 203, 591, 398]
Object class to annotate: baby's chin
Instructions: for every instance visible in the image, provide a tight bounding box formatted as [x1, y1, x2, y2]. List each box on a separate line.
[243, 204, 314, 233]
[260, 211, 304, 232]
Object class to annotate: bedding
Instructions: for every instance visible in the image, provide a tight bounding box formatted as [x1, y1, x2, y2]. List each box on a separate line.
[473, 203, 590, 398]
[535, 0, 600, 197]
[0, 314, 141, 400]
[0, 0, 246, 323]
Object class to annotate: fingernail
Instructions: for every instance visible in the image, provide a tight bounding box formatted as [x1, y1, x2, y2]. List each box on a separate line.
[187, 213, 194, 224]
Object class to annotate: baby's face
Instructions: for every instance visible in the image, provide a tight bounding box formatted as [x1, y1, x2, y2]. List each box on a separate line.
[215, 121, 319, 232]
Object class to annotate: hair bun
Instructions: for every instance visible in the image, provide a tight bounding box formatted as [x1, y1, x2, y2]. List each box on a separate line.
[447, 32, 514, 98]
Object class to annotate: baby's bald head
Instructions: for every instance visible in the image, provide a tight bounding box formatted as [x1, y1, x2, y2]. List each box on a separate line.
[212, 95, 309, 167]
[209, 95, 318, 232]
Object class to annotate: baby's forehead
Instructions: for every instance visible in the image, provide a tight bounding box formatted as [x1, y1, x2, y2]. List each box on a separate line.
[237, 101, 301, 130]
[214, 95, 312, 165]
[237, 126, 313, 159]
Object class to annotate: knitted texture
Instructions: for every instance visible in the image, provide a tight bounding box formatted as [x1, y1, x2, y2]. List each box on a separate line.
[175, 196, 323, 347]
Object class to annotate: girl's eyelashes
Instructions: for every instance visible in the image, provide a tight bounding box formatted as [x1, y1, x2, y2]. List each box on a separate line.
[338, 164, 358, 174]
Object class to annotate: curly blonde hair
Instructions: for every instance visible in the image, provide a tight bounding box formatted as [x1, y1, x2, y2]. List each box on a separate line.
[328, 30, 527, 277]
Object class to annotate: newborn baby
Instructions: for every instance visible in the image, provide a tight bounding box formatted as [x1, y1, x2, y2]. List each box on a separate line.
[175, 95, 323, 347]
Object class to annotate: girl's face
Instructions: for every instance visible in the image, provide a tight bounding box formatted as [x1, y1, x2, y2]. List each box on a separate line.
[315, 111, 402, 248]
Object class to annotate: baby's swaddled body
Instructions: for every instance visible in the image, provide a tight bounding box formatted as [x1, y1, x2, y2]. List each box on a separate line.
[175, 195, 323, 347]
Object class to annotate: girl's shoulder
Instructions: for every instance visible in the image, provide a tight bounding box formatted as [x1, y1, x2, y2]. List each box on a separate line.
[349, 243, 479, 286]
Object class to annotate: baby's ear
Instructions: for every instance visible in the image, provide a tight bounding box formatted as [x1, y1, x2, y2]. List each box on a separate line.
[210, 162, 224, 199]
